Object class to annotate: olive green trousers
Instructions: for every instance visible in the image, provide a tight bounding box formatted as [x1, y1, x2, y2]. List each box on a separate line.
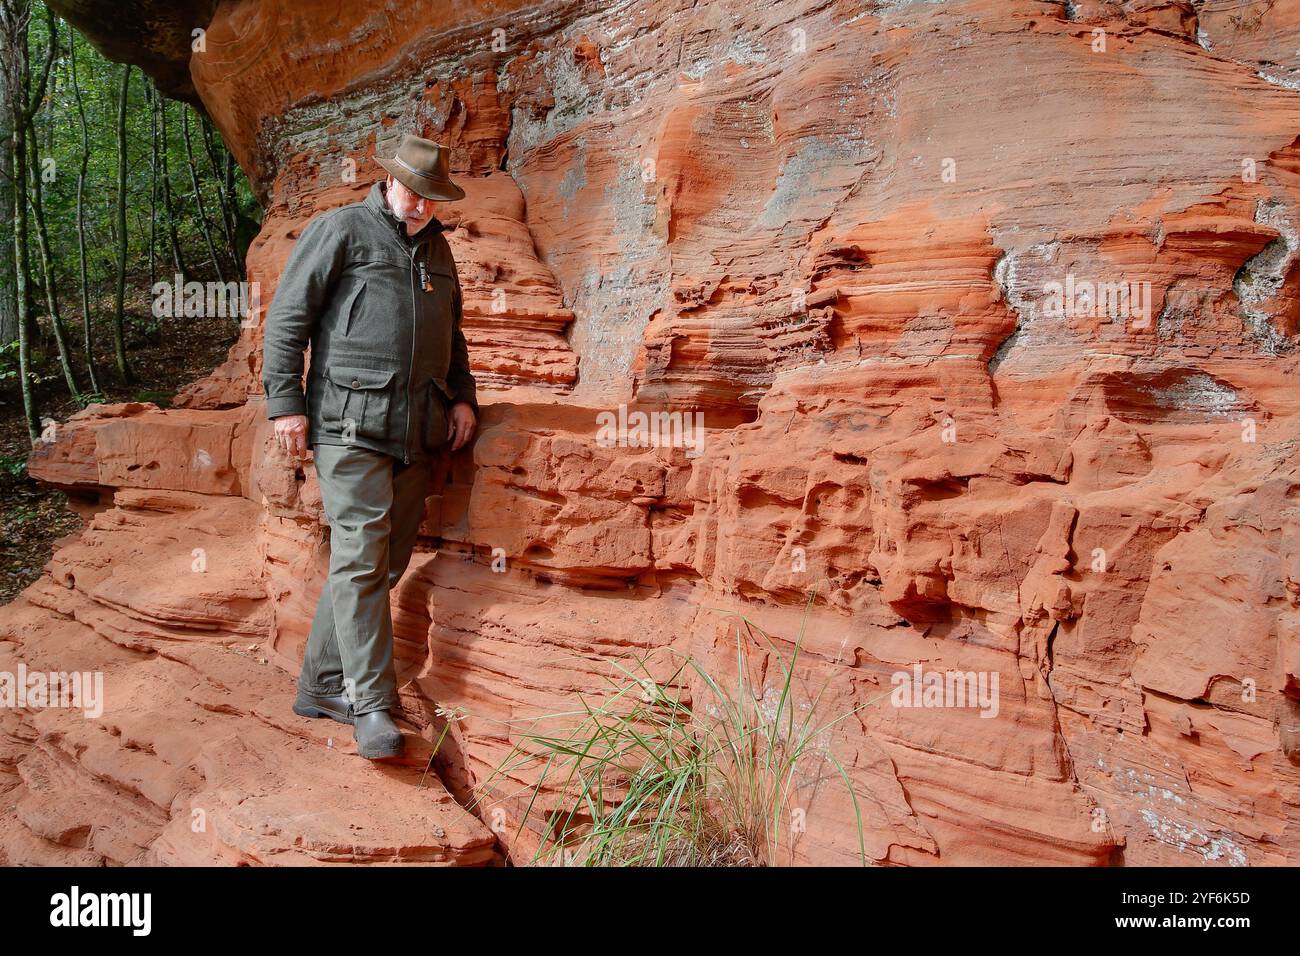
[297, 443, 433, 716]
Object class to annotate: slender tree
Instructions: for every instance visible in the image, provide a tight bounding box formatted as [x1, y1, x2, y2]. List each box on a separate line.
[147, 84, 157, 291]
[157, 98, 186, 279]
[1, 0, 56, 442]
[69, 25, 99, 395]
[27, 122, 81, 398]
[224, 149, 245, 278]
[21, 16, 79, 399]
[199, 113, 236, 262]
[181, 105, 223, 283]
[110, 60, 131, 382]
[0, 24, 14, 349]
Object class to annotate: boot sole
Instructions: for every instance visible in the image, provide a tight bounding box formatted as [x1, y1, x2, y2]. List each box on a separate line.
[292, 700, 355, 726]
[356, 738, 400, 759]
[357, 732, 404, 760]
[357, 739, 404, 760]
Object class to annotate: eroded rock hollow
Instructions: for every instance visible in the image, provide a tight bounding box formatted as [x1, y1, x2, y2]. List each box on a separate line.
[6, 0, 1300, 865]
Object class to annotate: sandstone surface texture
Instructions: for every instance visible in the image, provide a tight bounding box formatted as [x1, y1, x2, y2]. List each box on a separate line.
[9, 0, 1300, 865]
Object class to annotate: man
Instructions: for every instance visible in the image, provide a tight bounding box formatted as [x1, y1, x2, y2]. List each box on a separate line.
[262, 134, 478, 760]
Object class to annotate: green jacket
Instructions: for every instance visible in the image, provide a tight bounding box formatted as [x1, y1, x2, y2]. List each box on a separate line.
[261, 180, 478, 463]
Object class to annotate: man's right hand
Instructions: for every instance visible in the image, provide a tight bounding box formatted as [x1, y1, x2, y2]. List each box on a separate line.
[273, 414, 310, 461]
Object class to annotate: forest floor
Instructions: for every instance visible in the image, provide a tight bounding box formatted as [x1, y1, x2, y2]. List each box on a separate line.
[0, 287, 239, 604]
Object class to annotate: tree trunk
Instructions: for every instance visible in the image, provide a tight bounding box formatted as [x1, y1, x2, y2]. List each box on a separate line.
[0, 22, 16, 349]
[70, 27, 100, 395]
[27, 125, 81, 399]
[111, 62, 132, 383]
[158, 98, 186, 279]
[147, 85, 157, 291]
[10, 98, 37, 441]
[181, 105, 224, 283]
[200, 113, 237, 260]
[21, 15, 78, 400]
[224, 150, 246, 278]
[1, 0, 56, 443]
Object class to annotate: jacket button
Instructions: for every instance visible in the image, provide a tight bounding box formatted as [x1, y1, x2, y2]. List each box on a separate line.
[350, 379, 360, 388]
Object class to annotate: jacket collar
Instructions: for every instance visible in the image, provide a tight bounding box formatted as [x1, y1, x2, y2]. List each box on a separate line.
[365, 180, 443, 248]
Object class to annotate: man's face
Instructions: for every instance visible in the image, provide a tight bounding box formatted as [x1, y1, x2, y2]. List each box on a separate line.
[385, 176, 435, 234]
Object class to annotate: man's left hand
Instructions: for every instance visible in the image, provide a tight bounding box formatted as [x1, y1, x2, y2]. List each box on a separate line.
[448, 402, 477, 451]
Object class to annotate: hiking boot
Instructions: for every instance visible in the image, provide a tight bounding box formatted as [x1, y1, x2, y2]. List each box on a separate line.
[292, 689, 355, 726]
[355, 710, 404, 760]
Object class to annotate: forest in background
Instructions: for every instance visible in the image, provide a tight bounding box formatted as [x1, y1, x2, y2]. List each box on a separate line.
[0, 0, 259, 435]
[0, 0, 260, 600]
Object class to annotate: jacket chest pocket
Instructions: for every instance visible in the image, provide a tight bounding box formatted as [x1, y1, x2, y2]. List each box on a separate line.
[323, 365, 395, 442]
[418, 263, 457, 373]
[420, 263, 456, 310]
[338, 284, 365, 337]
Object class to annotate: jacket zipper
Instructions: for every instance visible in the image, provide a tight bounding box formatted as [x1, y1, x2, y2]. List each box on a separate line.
[370, 194, 431, 465]
[403, 243, 418, 465]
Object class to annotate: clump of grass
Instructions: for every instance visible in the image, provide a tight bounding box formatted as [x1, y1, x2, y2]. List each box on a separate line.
[469, 594, 878, 866]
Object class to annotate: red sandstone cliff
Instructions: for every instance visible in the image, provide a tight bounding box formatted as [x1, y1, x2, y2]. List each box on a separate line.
[5, 0, 1299, 865]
